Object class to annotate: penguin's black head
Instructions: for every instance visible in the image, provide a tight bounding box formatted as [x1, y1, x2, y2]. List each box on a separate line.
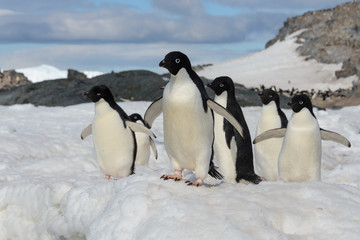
[83, 85, 115, 103]
[207, 76, 234, 96]
[258, 89, 279, 105]
[288, 94, 314, 116]
[129, 113, 145, 124]
[159, 51, 192, 75]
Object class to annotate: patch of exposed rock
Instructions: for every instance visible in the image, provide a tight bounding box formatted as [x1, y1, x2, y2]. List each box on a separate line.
[266, 1, 360, 79]
[0, 70, 31, 89]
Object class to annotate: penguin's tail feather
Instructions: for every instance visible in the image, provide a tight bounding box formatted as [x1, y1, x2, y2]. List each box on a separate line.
[208, 162, 223, 180]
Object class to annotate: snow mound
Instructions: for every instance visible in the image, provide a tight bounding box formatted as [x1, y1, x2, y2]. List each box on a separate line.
[16, 64, 103, 83]
[0, 102, 359, 239]
[198, 31, 358, 91]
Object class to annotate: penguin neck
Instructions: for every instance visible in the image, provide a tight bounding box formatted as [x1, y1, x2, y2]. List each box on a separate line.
[262, 101, 278, 115]
[214, 91, 228, 108]
[95, 99, 114, 116]
[171, 68, 191, 82]
[290, 107, 317, 126]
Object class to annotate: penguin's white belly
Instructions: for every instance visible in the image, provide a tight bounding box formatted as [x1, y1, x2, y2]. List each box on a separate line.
[254, 102, 283, 181]
[213, 93, 237, 183]
[93, 110, 134, 178]
[278, 110, 321, 182]
[163, 71, 213, 178]
[134, 132, 150, 166]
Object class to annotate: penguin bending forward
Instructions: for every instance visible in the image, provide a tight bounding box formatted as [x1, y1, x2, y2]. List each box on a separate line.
[207, 76, 262, 184]
[144, 51, 246, 186]
[253, 94, 351, 182]
[81, 85, 156, 179]
[254, 89, 288, 181]
[129, 113, 158, 165]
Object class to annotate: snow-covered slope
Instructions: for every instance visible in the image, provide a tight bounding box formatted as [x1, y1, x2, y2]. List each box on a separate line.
[16, 64, 103, 83]
[198, 31, 358, 91]
[0, 102, 359, 239]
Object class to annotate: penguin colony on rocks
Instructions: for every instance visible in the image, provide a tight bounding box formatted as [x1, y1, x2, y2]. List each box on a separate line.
[81, 51, 351, 185]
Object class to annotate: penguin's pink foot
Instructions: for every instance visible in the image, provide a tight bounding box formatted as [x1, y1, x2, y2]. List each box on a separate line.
[185, 179, 203, 187]
[105, 175, 111, 180]
[160, 174, 182, 181]
[160, 170, 182, 181]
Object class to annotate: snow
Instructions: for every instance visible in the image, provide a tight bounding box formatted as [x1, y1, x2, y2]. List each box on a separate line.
[198, 31, 358, 91]
[1, 101, 359, 240]
[16, 64, 103, 83]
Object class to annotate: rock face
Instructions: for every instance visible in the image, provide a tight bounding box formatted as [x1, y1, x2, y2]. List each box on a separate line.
[266, 1, 360, 79]
[67, 69, 87, 80]
[0, 70, 31, 89]
[0, 70, 271, 107]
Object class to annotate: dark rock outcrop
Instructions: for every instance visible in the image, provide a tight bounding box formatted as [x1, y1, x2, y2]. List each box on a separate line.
[266, 1, 360, 79]
[0, 70, 271, 107]
[67, 69, 87, 80]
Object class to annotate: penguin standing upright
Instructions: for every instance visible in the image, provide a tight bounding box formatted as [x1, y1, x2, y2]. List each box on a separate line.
[254, 89, 288, 181]
[82, 85, 156, 179]
[207, 76, 261, 184]
[129, 113, 158, 166]
[144, 51, 245, 186]
[253, 94, 351, 182]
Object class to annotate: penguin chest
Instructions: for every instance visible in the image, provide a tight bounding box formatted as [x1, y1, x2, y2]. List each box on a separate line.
[162, 70, 213, 169]
[213, 92, 237, 183]
[93, 102, 134, 177]
[254, 101, 283, 181]
[278, 109, 321, 182]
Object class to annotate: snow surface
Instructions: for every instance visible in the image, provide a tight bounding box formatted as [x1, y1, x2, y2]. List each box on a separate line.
[16, 64, 103, 83]
[1, 101, 359, 240]
[198, 31, 358, 91]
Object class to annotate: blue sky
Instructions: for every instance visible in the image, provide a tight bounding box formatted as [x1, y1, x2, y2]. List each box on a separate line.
[0, 0, 351, 73]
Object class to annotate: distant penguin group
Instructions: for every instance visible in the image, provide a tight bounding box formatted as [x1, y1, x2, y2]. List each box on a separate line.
[80, 51, 351, 185]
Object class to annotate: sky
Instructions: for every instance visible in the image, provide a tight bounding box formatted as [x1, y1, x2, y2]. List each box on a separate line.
[0, 0, 352, 73]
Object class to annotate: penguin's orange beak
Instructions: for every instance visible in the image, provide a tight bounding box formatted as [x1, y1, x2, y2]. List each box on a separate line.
[83, 91, 89, 97]
[288, 101, 292, 106]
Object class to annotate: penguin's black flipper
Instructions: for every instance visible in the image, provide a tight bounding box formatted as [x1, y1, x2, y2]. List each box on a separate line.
[320, 128, 351, 147]
[144, 97, 163, 128]
[149, 137, 158, 159]
[253, 128, 287, 144]
[207, 99, 245, 138]
[81, 124, 92, 140]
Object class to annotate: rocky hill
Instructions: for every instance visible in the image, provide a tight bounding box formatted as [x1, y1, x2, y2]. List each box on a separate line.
[266, 1, 360, 79]
[0, 70, 280, 107]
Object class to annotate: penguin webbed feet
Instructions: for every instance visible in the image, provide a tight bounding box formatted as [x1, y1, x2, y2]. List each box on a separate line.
[185, 179, 203, 187]
[160, 174, 182, 181]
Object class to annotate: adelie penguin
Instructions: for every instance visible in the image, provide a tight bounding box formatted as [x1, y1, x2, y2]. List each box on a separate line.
[253, 94, 351, 182]
[129, 113, 158, 166]
[144, 51, 245, 186]
[207, 76, 262, 184]
[254, 89, 288, 181]
[81, 85, 156, 179]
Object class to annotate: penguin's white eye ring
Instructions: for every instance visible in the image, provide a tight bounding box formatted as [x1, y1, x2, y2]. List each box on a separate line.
[96, 93, 101, 96]
[220, 84, 224, 87]
[299, 101, 303, 104]
[269, 94, 273, 98]
[175, 58, 180, 63]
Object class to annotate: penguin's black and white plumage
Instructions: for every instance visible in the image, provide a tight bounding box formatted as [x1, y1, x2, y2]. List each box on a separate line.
[207, 76, 261, 184]
[253, 94, 351, 182]
[254, 89, 288, 181]
[129, 113, 158, 166]
[82, 85, 156, 179]
[144, 51, 245, 186]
